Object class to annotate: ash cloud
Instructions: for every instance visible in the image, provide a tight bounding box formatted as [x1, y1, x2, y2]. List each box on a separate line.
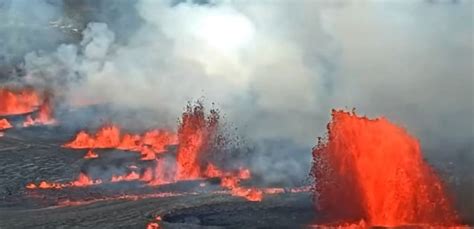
[2, 0, 473, 190]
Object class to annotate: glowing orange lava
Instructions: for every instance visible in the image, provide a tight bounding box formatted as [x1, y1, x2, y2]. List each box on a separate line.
[84, 149, 99, 159]
[0, 119, 12, 130]
[0, 87, 41, 116]
[26, 172, 101, 189]
[147, 157, 175, 186]
[202, 163, 262, 201]
[176, 104, 219, 179]
[111, 171, 140, 183]
[63, 125, 177, 157]
[72, 172, 101, 187]
[27, 103, 264, 202]
[220, 176, 263, 202]
[23, 96, 56, 127]
[118, 134, 142, 151]
[146, 216, 162, 229]
[312, 110, 460, 227]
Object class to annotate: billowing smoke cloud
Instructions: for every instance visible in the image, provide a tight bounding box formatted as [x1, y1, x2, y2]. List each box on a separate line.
[0, 0, 65, 79]
[2, 0, 472, 190]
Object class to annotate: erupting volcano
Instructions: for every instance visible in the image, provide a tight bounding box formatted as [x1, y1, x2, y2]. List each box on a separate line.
[311, 110, 461, 227]
[1, 1, 470, 228]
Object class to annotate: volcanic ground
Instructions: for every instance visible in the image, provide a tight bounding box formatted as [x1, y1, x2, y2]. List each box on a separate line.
[0, 124, 315, 229]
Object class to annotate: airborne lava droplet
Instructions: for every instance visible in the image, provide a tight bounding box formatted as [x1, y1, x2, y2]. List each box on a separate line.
[311, 110, 461, 227]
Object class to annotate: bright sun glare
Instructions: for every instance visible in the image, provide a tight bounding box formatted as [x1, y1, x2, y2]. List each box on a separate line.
[195, 12, 255, 52]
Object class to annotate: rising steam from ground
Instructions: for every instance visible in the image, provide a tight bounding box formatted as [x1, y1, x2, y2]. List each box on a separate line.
[1, 0, 472, 190]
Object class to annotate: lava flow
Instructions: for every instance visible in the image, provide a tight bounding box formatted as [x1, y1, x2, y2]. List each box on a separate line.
[311, 110, 461, 227]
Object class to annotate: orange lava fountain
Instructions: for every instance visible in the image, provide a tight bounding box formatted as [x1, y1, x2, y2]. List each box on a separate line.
[0, 87, 41, 116]
[173, 104, 262, 201]
[311, 110, 460, 227]
[176, 103, 219, 179]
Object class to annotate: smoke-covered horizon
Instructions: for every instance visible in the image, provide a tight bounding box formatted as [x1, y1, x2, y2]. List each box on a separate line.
[0, 0, 472, 186]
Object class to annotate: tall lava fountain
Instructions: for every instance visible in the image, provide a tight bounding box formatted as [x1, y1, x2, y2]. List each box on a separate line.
[312, 110, 460, 227]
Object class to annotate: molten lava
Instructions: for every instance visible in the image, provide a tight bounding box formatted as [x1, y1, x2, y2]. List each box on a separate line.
[118, 134, 142, 151]
[84, 149, 99, 159]
[72, 172, 101, 187]
[111, 171, 140, 183]
[220, 176, 263, 201]
[63, 125, 177, 156]
[203, 164, 262, 201]
[142, 130, 178, 153]
[146, 216, 162, 229]
[22, 96, 56, 127]
[63, 125, 121, 149]
[28, 103, 263, 202]
[176, 104, 219, 180]
[26, 172, 102, 190]
[312, 110, 460, 227]
[147, 157, 175, 186]
[0, 119, 12, 130]
[0, 87, 41, 116]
